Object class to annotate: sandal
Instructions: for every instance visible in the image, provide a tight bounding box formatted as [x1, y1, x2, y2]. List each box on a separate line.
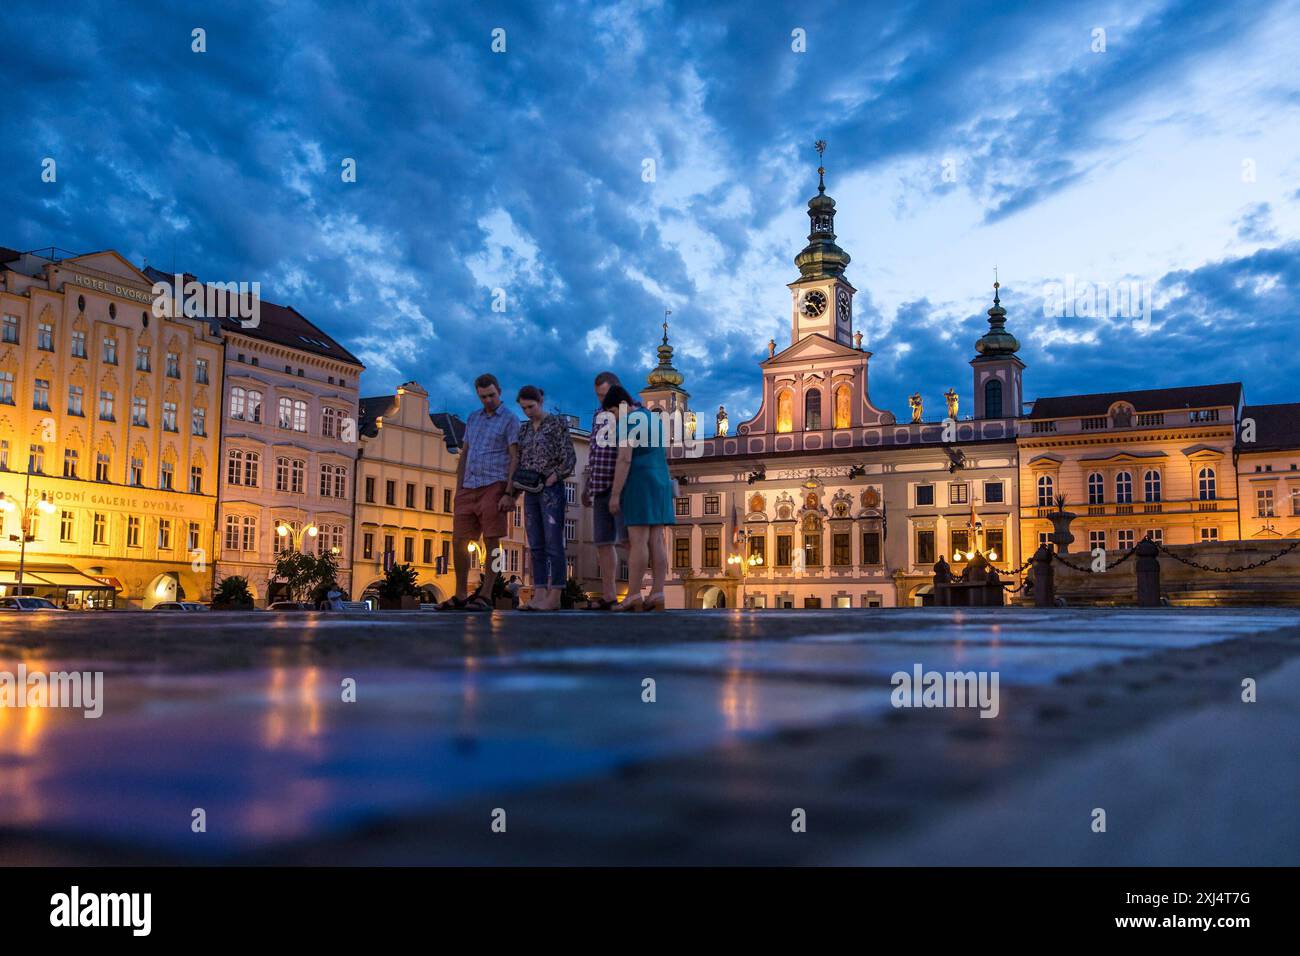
[644, 592, 666, 612]
[612, 596, 644, 612]
[586, 599, 616, 611]
[436, 596, 468, 611]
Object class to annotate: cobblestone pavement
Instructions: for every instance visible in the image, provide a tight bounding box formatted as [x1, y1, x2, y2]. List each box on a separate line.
[1, 608, 1297, 865]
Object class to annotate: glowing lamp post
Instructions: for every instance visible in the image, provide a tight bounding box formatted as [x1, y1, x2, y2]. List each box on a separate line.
[0, 475, 57, 591]
[727, 551, 764, 608]
[276, 521, 319, 552]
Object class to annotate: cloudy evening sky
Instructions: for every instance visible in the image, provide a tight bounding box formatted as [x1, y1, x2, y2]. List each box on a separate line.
[3, 0, 1299, 422]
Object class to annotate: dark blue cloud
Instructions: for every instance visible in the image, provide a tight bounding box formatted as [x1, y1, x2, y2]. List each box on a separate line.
[1, 0, 1296, 424]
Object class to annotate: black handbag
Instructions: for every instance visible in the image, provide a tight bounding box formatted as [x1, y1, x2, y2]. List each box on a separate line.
[512, 468, 547, 494]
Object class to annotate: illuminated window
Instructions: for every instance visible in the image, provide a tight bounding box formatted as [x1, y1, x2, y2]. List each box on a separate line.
[776, 389, 793, 433]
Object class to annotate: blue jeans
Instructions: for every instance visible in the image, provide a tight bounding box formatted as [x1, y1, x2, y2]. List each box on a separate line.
[524, 483, 567, 588]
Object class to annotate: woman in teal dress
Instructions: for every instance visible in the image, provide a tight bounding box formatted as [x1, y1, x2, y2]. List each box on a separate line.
[604, 385, 675, 610]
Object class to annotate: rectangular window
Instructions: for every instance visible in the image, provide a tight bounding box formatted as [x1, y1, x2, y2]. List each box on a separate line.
[192, 407, 206, 436]
[675, 496, 690, 517]
[564, 518, 577, 542]
[804, 533, 821, 566]
[160, 460, 174, 490]
[1117, 529, 1135, 549]
[33, 378, 50, 410]
[386, 480, 396, 506]
[29, 444, 45, 474]
[68, 384, 84, 416]
[60, 510, 74, 542]
[1089, 530, 1107, 551]
[0, 370, 13, 404]
[403, 537, 415, 563]
[915, 484, 934, 507]
[985, 528, 1005, 559]
[63, 447, 78, 478]
[1146, 528, 1163, 544]
[93, 512, 107, 545]
[96, 452, 110, 482]
[748, 535, 766, 565]
[166, 352, 180, 377]
[127, 516, 141, 548]
[132, 396, 148, 427]
[916, 529, 935, 565]
[136, 347, 150, 371]
[195, 358, 209, 384]
[984, 481, 1004, 504]
[425, 486, 434, 511]
[365, 476, 376, 503]
[703, 536, 720, 568]
[2, 315, 18, 343]
[862, 530, 881, 565]
[423, 539, 433, 564]
[71, 330, 87, 358]
[703, 495, 720, 515]
[949, 483, 968, 505]
[162, 401, 178, 432]
[1200, 527, 1219, 543]
[188, 521, 201, 552]
[129, 457, 144, 486]
[37, 322, 54, 350]
[951, 529, 970, 559]
[776, 534, 793, 567]
[103, 338, 117, 364]
[158, 518, 173, 550]
[832, 532, 851, 566]
[673, 537, 691, 569]
[99, 390, 114, 421]
[1257, 488, 1275, 517]
[443, 488, 452, 512]
[406, 483, 416, 509]
[363, 533, 374, 560]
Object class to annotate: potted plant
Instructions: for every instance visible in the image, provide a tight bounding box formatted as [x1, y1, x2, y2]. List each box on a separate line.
[560, 577, 587, 610]
[213, 575, 255, 610]
[378, 563, 421, 610]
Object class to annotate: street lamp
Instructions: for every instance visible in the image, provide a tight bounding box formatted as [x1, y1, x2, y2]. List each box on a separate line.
[275, 521, 318, 552]
[727, 551, 763, 608]
[0, 474, 57, 592]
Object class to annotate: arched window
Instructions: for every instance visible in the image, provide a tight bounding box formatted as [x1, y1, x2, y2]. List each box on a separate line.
[1198, 467, 1216, 501]
[1143, 469, 1161, 502]
[1087, 472, 1104, 505]
[1115, 471, 1133, 504]
[229, 386, 246, 420]
[776, 390, 793, 433]
[246, 390, 263, 424]
[833, 384, 851, 429]
[804, 389, 822, 430]
[984, 378, 1003, 418]
[1037, 474, 1054, 507]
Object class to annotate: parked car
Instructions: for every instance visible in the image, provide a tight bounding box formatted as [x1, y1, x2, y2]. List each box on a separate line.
[266, 601, 314, 611]
[0, 596, 62, 611]
[151, 601, 211, 611]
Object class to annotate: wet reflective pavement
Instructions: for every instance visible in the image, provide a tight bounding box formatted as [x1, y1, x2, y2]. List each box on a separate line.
[2, 608, 1298, 865]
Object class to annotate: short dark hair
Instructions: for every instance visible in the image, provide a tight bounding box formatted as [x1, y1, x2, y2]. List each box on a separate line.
[474, 373, 500, 392]
[594, 371, 621, 387]
[601, 384, 636, 410]
[516, 384, 544, 403]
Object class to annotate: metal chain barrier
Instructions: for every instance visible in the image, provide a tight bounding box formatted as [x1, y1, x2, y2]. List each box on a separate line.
[1155, 538, 1300, 574]
[1050, 543, 1140, 573]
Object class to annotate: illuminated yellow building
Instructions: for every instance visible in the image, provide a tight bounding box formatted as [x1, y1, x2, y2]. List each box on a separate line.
[0, 248, 223, 607]
[1018, 384, 1242, 559]
[1236, 402, 1300, 541]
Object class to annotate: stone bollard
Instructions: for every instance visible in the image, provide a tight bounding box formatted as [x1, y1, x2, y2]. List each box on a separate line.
[1135, 538, 1161, 607]
[1032, 544, 1055, 608]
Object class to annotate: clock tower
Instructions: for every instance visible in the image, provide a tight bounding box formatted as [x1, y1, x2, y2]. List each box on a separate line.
[789, 144, 855, 346]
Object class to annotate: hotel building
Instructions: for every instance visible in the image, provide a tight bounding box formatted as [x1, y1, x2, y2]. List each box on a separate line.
[646, 167, 1024, 608]
[0, 248, 223, 607]
[146, 268, 364, 606]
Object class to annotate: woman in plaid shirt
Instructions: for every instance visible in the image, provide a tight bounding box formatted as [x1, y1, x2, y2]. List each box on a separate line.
[515, 385, 576, 610]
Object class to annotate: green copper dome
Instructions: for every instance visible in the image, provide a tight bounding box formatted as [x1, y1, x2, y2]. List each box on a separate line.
[795, 166, 851, 279]
[646, 321, 684, 388]
[975, 281, 1020, 356]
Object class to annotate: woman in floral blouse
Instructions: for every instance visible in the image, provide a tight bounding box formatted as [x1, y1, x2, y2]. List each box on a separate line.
[515, 385, 577, 610]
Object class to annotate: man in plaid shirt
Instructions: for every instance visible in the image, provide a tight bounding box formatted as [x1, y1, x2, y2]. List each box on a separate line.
[581, 371, 638, 607]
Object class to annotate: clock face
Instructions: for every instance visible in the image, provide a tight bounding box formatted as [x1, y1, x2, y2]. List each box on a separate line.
[801, 289, 828, 317]
[837, 289, 851, 323]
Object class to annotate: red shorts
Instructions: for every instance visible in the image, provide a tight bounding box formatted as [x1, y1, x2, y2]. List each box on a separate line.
[453, 481, 510, 540]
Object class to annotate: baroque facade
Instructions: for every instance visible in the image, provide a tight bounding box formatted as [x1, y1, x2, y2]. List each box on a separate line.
[643, 167, 1025, 608]
[0, 249, 223, 607]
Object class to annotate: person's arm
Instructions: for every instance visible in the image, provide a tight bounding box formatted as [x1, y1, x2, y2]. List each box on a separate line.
[455, 439, 467, 491]
[608, 445, 632, 513]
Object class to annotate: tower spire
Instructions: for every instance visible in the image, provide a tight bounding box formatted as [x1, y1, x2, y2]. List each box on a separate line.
[647, 308, 684, 388]
[975, 275, 1019, 356]
[795, 139, 850, 279]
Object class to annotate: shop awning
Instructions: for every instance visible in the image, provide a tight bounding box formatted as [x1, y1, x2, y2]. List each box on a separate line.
[0, 564, 118, 589]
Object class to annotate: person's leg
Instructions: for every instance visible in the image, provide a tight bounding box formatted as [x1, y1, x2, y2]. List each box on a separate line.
[597, 544, 616, 602]
[482, 535, 503, 604]
[648, 525, 668, 595]
[476, 481, 509, 605]
[522, 490, 547, 608]
[618, 525, 650, 609]
[450, 485, 481, 602]
[544, 483, 567, 608]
